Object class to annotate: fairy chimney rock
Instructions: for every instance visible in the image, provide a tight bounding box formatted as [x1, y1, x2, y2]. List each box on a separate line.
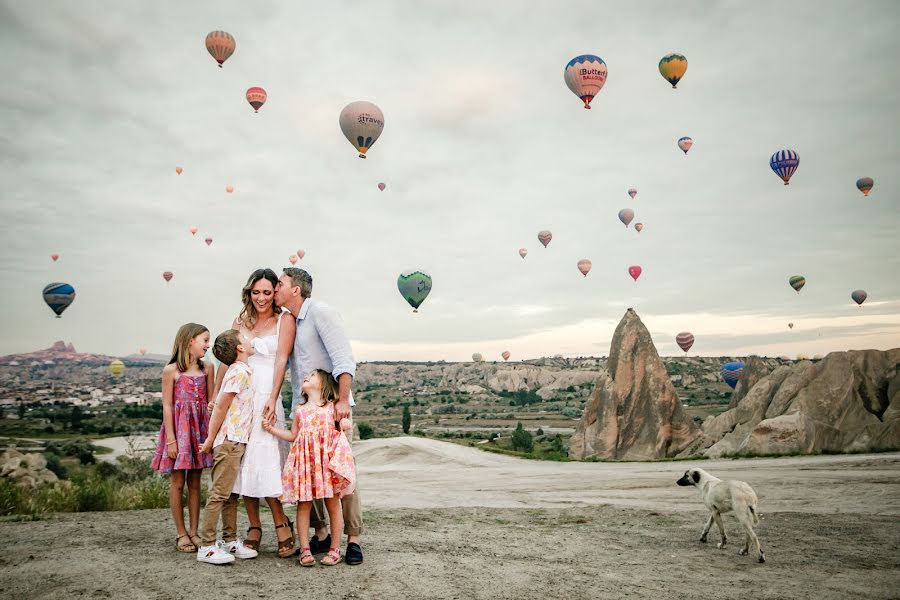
[569, 308, 700, 460]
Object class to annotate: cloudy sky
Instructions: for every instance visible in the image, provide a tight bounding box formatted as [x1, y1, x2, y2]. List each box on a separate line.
[2, 0, 899, 361]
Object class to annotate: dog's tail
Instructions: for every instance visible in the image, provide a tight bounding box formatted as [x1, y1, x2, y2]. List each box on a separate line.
[748, 504, 760, 525]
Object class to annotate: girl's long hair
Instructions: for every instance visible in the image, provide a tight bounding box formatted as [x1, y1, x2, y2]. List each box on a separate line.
[238, 268, 279, 329]
[168, 323, 208, 373]
[301, 369, 339, 404]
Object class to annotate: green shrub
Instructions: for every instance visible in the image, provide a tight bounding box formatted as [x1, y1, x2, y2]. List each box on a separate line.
[511, 422, 533, 453]
[43, 453, 68, 480]
[357, 422, 374, 440]
[402, 406, 411, 434]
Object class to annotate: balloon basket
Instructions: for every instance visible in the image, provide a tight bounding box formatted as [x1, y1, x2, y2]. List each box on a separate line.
[358, 154, 367, 159]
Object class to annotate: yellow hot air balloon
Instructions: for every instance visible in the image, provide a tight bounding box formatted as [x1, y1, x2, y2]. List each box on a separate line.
[205, 31, 235, 68]
[109, 360, 125, 376]
[659, 53, 688, 88]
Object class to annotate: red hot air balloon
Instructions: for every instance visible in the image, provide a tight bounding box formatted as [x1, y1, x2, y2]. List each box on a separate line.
[628, 188, 637, 199]
[377, 182, 386, 191]
[577, 259, 592, 277]
[297, 249, 305, 260]
[204, 237, 213, 247]
[538, 230, 552, 248]
[246, 87, 267, 113]
[289, 255, 298, 265]
[518, 248, 527, 259]
[501, 351, 511, 361]
[162, 271, 173, 283]
[676, 332, 694, 353]
[628, 265, 642, 281]
[175, 166, 183, 175]
[189, 226, 198, 236]
[225, 185, 234, 193]
[634, 223, 644, 233]
[50, 254, 59, 262]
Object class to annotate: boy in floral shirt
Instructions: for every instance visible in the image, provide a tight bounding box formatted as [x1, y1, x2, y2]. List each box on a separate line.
[197, 330, 256, 565]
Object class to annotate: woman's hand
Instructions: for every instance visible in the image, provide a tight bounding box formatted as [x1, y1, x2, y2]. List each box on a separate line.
[261, 398, 276, 422]
[166, 440, 178, 459]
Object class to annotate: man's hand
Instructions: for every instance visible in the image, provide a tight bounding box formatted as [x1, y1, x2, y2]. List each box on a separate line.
[334, 398, 351, 421]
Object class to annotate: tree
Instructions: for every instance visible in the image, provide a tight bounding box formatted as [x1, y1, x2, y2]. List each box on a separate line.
[511, 422, 533, 453]
[402, 406, 411, 434]
[71, 406, 83, 430]
[357, 422, 374, 440]
[17, 404, 25, 419]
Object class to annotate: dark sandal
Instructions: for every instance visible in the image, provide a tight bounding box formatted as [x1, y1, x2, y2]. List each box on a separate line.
[175, 534, 196, 553]
[275, 519, 296, 558]
[298, 547, 315, 567]
[244, 526, 262, 551]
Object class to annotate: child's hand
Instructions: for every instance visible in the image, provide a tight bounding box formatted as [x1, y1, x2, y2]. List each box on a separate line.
[261, 420, 273, 432]
[166, 441, 178, 460]
[199, 440, 212, 454]
[339, 418, 352, 432]
[207, 400, 215, 413]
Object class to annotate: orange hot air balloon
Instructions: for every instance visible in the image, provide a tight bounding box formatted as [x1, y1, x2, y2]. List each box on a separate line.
[205, 31, 235, 68]
[289, 255, 298, 265]
[175, 166, 183, 175]
[225, 185, 234, 193]
[518, 248, 527, 259]
[246, 87, 267, 113]
[189, 226, 198, 236]
[204, 237, 213, 247]
[50, 254, 59, 262]
[577, 259, 592, 277]
[628, 265, 642, 281]
[297, 249, 305, 259]
[162, 271, 173, 283]
[501, 351, 511, 361]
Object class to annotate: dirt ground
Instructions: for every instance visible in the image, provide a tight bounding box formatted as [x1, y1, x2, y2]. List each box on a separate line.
[2, 438, 899, 600]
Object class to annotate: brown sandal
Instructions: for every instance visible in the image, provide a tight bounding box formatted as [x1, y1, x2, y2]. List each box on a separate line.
[298, 547, 315, 567]
[244, 526, 262, 551]
[276, 519, 296, 558]
[175, 534, 196, 553]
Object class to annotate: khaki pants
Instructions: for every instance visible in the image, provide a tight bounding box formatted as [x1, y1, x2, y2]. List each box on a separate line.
[311, 428, 362, 536]
[200, 441, 245, 546]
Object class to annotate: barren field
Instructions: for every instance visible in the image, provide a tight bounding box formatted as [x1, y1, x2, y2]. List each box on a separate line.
[3, 438, 899, 600]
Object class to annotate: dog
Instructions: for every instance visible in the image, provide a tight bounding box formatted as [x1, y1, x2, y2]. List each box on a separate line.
[676, 468, 765, 563]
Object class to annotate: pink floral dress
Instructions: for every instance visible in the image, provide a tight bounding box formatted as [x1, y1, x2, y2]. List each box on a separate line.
[150, 373, 215, 473]
[280, 401, 355, 503]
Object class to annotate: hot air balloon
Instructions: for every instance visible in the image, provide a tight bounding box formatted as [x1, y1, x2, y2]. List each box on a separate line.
[289, 255, 298, 265]
[678, 136, 693, 155]
[564, 55, 608, 109]
[628, 265, 642, 281]
[50, 254, 59, 262]
[42, 282, 75, 318]
[204, 237, 213, 247]
[851, 290, 867, 306]
[189, 226, 198, 236]
[538, 230, 552, 248]
[225, 185, 234, 193]
[297, 249, 305, 260]
[246, 87, 267, 113]
[634, 223, 644, 233]
[378, 182, 386, 191]
[175, 166, 183, 175]
[789, 275, 806, 293]
[618, 208, 635, 228]
[162, 271, 173, 283]
[856, 177, 874, 196]
[788, 322, 794, 329]
[501, 351, 511, 362]
[339, 101, 384, 159]
[770, 150, 799, 185]
[397, 270, 432, 312]
[472, 353, 483, 362]
[577, 259, 592, 277]
[721, 361, 745, 389]
[518, 248, 527, 259]
[659, 53, 688, 88]
[676, 332, 694, 353]
[139, 348, 147, 355]
[628, 188, 637, 199]
[109, 360, 125, 377]
[205, 31, 235, 68]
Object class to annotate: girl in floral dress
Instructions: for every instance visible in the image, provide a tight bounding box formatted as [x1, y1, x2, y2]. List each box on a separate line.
[150, 323, 216, 553]
[262, 369, 355, 566]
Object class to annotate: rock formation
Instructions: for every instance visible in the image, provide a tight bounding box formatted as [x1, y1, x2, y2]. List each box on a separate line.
[569, 309, 700, 460]
[0, 448, 59, 487]
[728, 356, 773, 408]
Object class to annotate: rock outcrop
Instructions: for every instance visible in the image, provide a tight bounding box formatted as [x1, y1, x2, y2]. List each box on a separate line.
[698, 349, 900, 457]
[728, 356, 773, 408]
[569, 309, 700, 460]
[0, 448, 59, 487]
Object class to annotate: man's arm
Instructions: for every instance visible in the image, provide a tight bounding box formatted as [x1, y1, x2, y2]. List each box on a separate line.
[315, 304, 356, 420]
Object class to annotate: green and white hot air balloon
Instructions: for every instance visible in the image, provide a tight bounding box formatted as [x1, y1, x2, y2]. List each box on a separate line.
[397, 270, 432, 313]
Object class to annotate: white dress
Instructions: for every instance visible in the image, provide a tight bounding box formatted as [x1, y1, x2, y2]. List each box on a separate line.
[233, 309, 289, 498]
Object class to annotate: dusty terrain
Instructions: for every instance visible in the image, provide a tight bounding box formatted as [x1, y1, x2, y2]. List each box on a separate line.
[3, 438, 899, 599]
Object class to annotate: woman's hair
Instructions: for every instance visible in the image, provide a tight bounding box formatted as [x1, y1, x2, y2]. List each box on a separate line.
[301, 369, 339, 404]
[168, 323, 208, 372]
[238, 268, 279, 329]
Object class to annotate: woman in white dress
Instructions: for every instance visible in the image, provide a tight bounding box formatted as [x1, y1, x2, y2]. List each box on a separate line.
[217, 268, 296, 557]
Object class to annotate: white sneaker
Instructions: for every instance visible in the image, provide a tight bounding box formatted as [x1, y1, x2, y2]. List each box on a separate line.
[197, 542, 236, 565]
[225, 538, 258, 559]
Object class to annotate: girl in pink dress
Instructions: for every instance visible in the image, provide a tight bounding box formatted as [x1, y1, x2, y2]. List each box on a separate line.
[262, 369, 355, 566]
[150, 323, 216, 554]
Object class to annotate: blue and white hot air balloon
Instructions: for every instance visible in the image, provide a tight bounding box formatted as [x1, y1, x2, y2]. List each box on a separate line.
[770, 149, 799, 185]
[564, 55, 608, 109]
[42, 282, 75, 318]
[721, 361, 745, 390]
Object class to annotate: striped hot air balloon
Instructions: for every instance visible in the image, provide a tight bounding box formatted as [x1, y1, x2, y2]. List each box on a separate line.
[789, 275, 806, 293]
[205, 31, 235, 68]
[618, 208, 634, 227]
[162, 271, 173, 283]
[577, 259, 592, 277]
[856, 177, 874, 196]
[851, 289, 867, 306]
[397, 270, 432, 312]
[659, 53, 688, 88]
[501, 351, 511, 361]
[339, 101, 384, 159]
[678, 136, 693, 155]
[675, 332, 694, 353]
[42, 282, 75, 318]
[518, 248, 527, 259]
[770, 149, 799, 185]
[246, 87, 267, 113]
[628, 188, 637, 199]
[564, 55, 608, 109]
[538, 230, 552, 248]
[721, 362, 745, 389]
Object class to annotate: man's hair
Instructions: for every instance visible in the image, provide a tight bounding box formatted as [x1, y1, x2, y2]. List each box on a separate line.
[282, 268, 313, 299]
[213, 329, 241, 365]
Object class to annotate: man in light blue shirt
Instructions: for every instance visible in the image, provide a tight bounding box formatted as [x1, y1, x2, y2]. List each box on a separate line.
[269, 267, 364, 565]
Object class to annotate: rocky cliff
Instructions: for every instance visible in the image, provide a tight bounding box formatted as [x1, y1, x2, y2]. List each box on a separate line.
[569, 309, 700, 460]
